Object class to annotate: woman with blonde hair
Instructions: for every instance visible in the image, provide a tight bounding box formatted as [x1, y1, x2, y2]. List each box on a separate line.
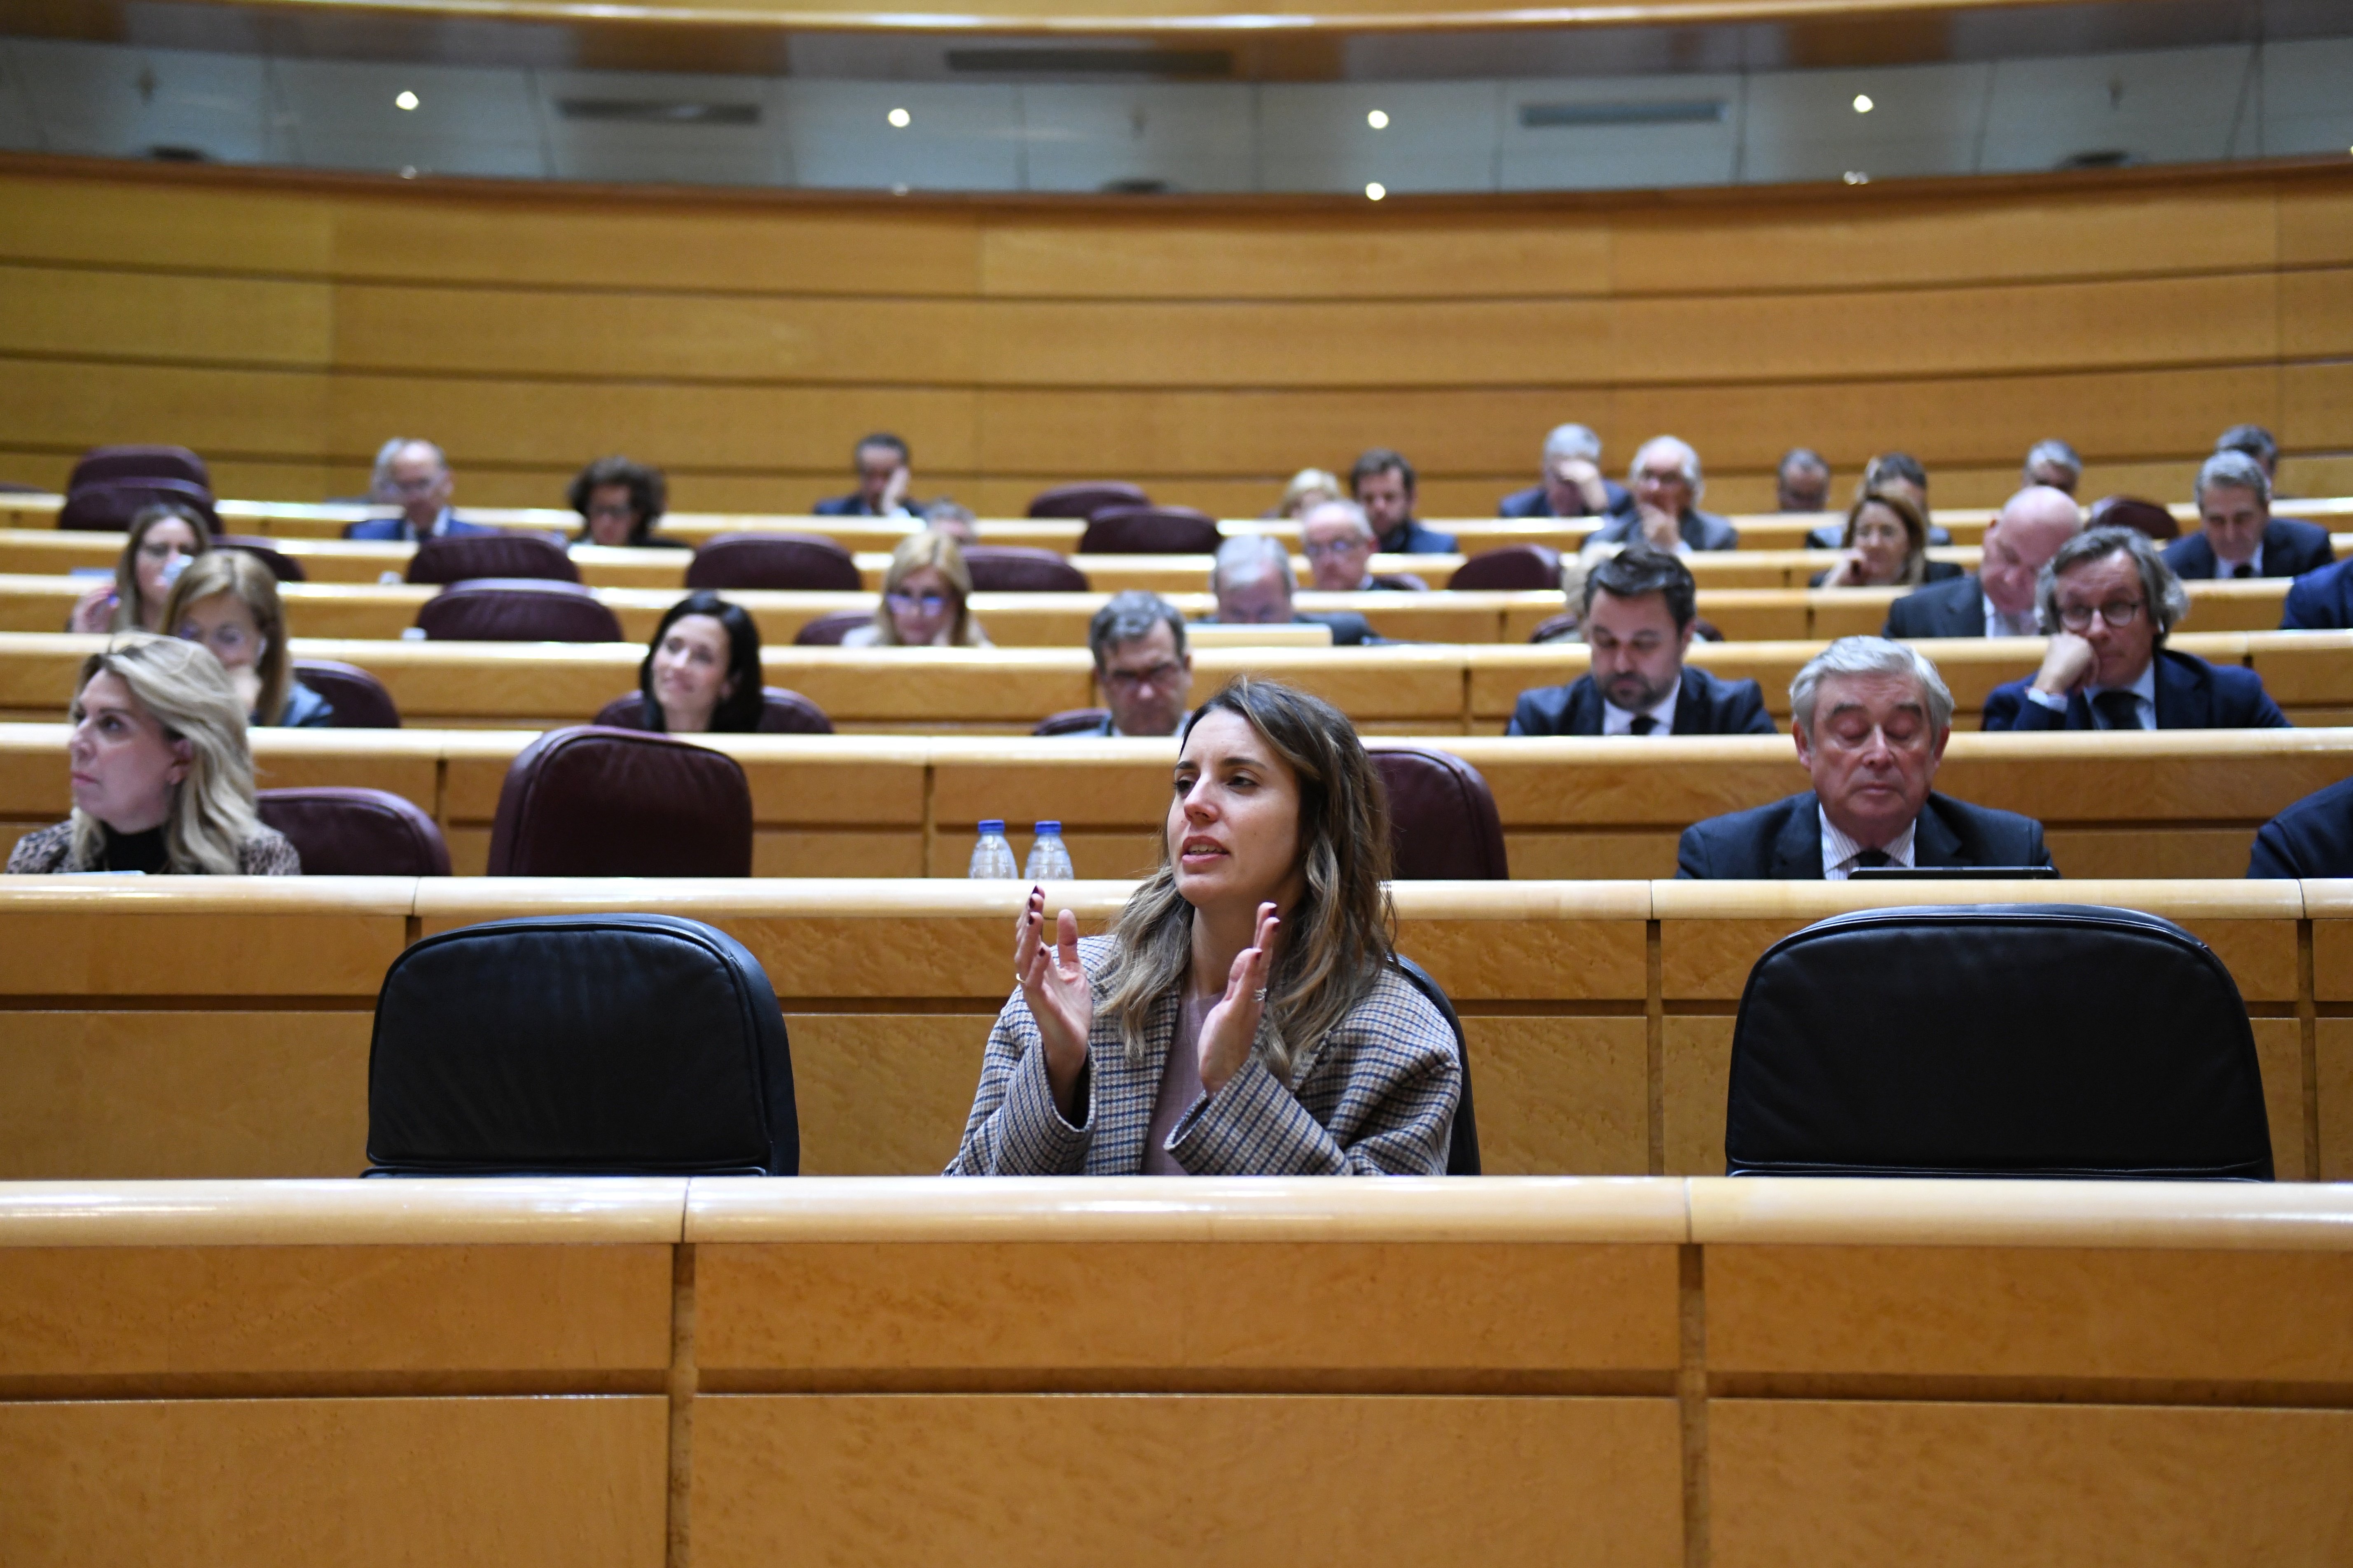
[948, 676, 1459, 1176]
[843, 528, 992, 648]
[1271, 468, 1345, 520]
[159, 550, 334, 727]
[66, 502, 211, 634]
[7, 634, 300, 875]
[1813, 491, 1963, 590]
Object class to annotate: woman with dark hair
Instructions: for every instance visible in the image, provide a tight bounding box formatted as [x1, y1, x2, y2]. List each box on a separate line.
[613, 591, 766, 734]
[948, 676, 1460, 1176]
[569, 456, 683, 549]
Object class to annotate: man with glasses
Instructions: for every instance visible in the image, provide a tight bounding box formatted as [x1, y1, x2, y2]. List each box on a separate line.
[349, 439, 496, 542]
[1983, 526, 2288, 730]
[1053, 592, 1195, 738]
[816, 433, 922, 519]
[1583, 436, 1739, 553]
[1205, 536, 1377, 646]
[1298, 500, 1425, 593]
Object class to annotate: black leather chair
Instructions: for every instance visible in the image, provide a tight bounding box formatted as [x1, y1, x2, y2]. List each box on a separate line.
[1450, 544, 1563, 592]
[365, 912, 797, 1175]
[256, 788, 451, 876]
[407, 532, 578, 585]
[1725, 904, 2273, 1180]
[688, 532, 862, 592]
[1028, 481, 1148, 519]
[793, 610, 875, 646]
[1370, 748, 1509, 880]
[56, 478, 220, 533]
[215, 536, 307, 582]
[1033, 706, 1113, 736]
[1391, 955, 1479, 1175]
[416, 580, 624, 642]
[487, 725, 754, 877]
[292, 660, 402, 728]
[964, 546, 1090, 593]
[1080, 505, 1221, 556]
[594, 688, 834, 734]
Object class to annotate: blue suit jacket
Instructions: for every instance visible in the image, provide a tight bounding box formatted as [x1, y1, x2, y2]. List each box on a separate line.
[1981, 647, 2290, 731]
[1497, 481, 1633, 519]
[2248, 775, 2353, 878]
[1882, 573, 1988, 639]
[2281, 558, 2353, 630]
[1376, 519, 1459, 555]
[2162, 518, 2334, 580]
[813, 494, 920, 518]
[1676, 790, 2052, 879]
[343, 515, 499, 542]
[1584, 507, 1740, 552]
[1506, 664, 1775, 737]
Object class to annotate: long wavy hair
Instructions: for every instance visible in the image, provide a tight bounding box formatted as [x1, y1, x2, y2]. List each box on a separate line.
[872, 529, 985, 647]
[67, 634, 261, 875]
[160, 549, 292, 724]
[1102, 676, 1395, 1082]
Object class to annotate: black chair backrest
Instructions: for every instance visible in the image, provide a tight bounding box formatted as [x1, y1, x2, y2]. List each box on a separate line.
[793, 610, 875, 645]
[1391, 955, 1479, 1175]
[593, 688, 835, 735]
[256, 787, 451, 876]
[964, 545, 1091, 593]
[1726, 904, 2273, 1180]
[407, 532, 578, 585]
[1032, 706, 1112, 736]
[1080, 505, 1222, 556]
[292, 660, 402, 728]
[366, 912, 797, 1175]
[1371, 748, 1510, 880]
[215, 535, 307, 582]
[1027, 481, 1148, 519]
[688, 532, 862, 592]
[1450, 544, 1563, 593]
[416, 580, 624, 643]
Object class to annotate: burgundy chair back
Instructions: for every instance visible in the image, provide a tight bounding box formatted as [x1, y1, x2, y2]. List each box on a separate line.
[407, 533, 578, 585]
[487, 726, 753, 877]
[1371, 748, 1510, 880]
[964, 546, 1090, 593]
[2089, 495, 2181, 541]
[1032, 707, 1112, 736]
[56, 478, 220, 534]
[688, 532, 861, 592]
[593, 688, 835, 734]
[68, 445, 211, 491]
[1528, 611, 1581, 644]
[793, 610, 875, 645]
[416, 580, 624, 643]
[216, 536, 306, 582]
[1027, 482, 1148, 519]
[255, 787, 451, 876]
[1079, 506, 1222, 555]
[292, 660, 402, 728]
[1450, 544, 1563, 593]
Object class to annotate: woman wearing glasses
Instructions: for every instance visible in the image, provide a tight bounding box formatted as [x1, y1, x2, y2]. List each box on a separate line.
[158, 551, 335, 727]
[67, 503, 211, 634]
[842, 528, 992, 648]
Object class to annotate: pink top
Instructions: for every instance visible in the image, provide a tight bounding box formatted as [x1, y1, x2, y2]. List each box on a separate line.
[1141, 990, 1214, 1174]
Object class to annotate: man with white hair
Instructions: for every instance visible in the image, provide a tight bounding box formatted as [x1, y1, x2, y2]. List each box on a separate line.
[349, 439, 496, 542]
[1583, 436, 1739, 552]
[1299, 499, 1426, 593]
[1205, 535, 1377, 646]
[2161, 450, 2332, 580]
[1677, 637, 2051, 878]
[1498, 423, 1632, 520]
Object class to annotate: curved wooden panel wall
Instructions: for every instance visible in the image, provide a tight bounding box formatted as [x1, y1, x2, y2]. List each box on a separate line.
[0, 157, 2347, 516]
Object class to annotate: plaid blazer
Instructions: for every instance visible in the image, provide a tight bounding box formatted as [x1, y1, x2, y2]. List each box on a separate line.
[947, 936, 1460, 1176]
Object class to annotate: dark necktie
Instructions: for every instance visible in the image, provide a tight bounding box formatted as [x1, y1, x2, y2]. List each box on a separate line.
[1850, 848, 1892, 871]
[2232, 563, 2255, 579]
[2093, 689, 2144, 731]
[1627, 715, 1658, 736]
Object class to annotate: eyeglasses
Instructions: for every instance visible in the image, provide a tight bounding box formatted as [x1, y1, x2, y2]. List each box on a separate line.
[585, 503, 638, 523]
[2058, 600, 2144, 631]
[885, 591, 952, 615]
[1301, 538, 1371, 561]
[1104, 661, 1184, 692]
[180, 622, 255, 658]
[384, 474, 442, 497]
[1633, 469, 1688, 487]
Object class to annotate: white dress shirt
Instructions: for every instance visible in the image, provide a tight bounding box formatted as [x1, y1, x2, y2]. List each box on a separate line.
[1983, 593, 2038, 638]
[2024, 657, 2156, 728]
[2219, 543, 2262, 577]
[1819, 807, 1918, 881]
[1602, 677, 1680, 736]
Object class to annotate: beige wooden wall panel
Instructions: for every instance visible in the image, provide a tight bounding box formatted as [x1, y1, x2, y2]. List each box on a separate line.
[0, 265, 334, 367]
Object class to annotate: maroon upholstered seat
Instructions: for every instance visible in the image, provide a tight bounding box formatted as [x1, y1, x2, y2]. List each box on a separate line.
[68, 445, 210, 491]
[687, 532, 862, 592]
[407, 532, 578, 584]
[292, 660, 402, 728]
[1529, 611, 1580, 644]
[486, 726, 753, 877]
[793, 610, 875, 645]
[216, 536, 306, 582]
[1450, 544, 1563, 593]
[416, 580, 623, 643]
[1028, 482, 1148, 519]
[1370, 747, 1509, 880]
[1079, 506, 1221, 555]
[256, 787, 451, 876]
[56, 478, 220, 533]
[1033, 707, 1113, 736]
[964, 546, 1090, 593]
[2090, 495, 2181, 542]
[593, 688, 835, 734]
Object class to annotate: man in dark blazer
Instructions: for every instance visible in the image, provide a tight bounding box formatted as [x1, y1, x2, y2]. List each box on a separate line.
[2161, 449, 2333, 580]
[1497, 423, 1633, 519]
[344, 438, 498, 542]
[2281, 557, 2353, 630]
[1202, 536, 1378, 646]
[1508, 547, 1774, 736]
[813, 432, 922, 519]
[1352, 448, 1455, 554]
[2248, 776, 2353, 879]
[1883, 484, 2079, 640]
[1582, 436, 1739, 552]
[1982, 525, 2290, 731]
[1679, 637, 2051, 879]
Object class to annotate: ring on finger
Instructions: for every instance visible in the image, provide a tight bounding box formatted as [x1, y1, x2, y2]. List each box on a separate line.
[1252, 988, 1268, 1002]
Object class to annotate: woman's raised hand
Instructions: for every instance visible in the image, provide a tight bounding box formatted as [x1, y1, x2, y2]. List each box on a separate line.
[66, 585, 115, 635]
[1014, 885, 1093, 1118]
[1197, 902, 1279, 1094]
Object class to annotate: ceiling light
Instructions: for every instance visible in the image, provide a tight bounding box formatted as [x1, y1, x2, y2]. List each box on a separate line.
[1365, 182, 1387, 201]
[1366, 109, 1389, 129]
[1852, 93, 1873, 113]
[887, 107, 911, 128]
[1843, 170, 1870, 185]
[395, 90, 419, 111]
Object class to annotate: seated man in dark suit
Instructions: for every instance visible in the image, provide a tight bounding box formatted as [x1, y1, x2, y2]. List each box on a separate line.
[2281, 556, 2353, 630]
[1202, 535, 1377, 646]
[2162, 449, 2333, 580]
[1679, 637, 2051, 879]
[1497, 423, 1632, 520]
[1053, 591, 1194, 738]
[814, 432, 922, 519]
[1583, 436, 1738, 552]
[345, 438, 498, 542]
[2248, 776, 2353, 878]
[1883, 485, 2079, 640]
[1508, 547, 1773, 736]
[1352, 448, 1456, 554]
[1776, 446, 1830, 513]
[1982, 525, 2289, 731]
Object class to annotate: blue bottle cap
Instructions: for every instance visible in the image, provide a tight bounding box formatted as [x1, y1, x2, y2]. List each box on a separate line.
[978, 819, 1005, 833]
[1035, 820, 1061, 834]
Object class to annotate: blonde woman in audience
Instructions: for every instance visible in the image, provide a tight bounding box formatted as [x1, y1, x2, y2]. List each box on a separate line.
[7, 634, 300, 875]
[66, 502, 211, 634]
[1270, 468, 1345, 520]
[844, 528, 992, 648]
[1814, 492, 1961, 590]
[949, 676, 1460, 1176]
[160, 551, 335, 727]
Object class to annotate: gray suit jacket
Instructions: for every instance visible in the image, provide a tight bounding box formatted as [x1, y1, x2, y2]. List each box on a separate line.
[1586, 507, 1740, 552]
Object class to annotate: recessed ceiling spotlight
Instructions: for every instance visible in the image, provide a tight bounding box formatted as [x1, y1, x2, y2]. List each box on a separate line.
[1852, 93, 1874, 113]
[887, 107, 911, 128]
[395, 90, 419, 111]
[1365, 181, 1387, 201]
[1366, 109, 1389, 129]
[1843, 170, 1870, 185]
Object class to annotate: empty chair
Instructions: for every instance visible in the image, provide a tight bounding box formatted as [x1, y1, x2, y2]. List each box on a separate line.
[964, 546, 1090, 593]
[68, 444, 211, 491]
[57, 478, 219, 533]
[793, 610, 874, 646]
[1371, 748, 1509, 880]
[1390, 955, 1481, 1175]
[487, 725, 753, 876]
[1725, 904, 2272, 1180]
[1450, 544, 1563, 593]
[216, 536, 306, 582]
[688, 532, 862, 592]
[416, 580, 623, 642]
[2090, 494, 2181, 542]
[366, 912, 797, 1175]
[407, 532, 578, 585]
[256, 787, 451, 876]
[1081, 505, 1221, 556]
[1028, 481, 1148, 519]
[292, 660, 401, 727]
[594, 687, 834, 734]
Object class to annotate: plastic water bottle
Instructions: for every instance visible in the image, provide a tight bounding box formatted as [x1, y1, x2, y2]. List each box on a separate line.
[968, 819, 1018, 879]
[1024, 820, 1075, 881]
